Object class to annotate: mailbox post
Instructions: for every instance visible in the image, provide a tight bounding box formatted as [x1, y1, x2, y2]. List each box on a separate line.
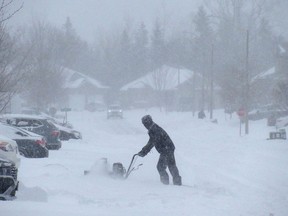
[237, 108, 245, 136]
[61, 108, 71, 124]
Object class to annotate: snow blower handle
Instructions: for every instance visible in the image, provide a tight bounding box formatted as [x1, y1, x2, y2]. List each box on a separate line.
[125, 154, 139, 179]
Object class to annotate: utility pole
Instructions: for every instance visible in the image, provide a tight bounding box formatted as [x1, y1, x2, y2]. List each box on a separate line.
[209, 44, 214, 119]
[192, 72, 196, 117]
[244, 30, 250, 134]
[201, 51, 206, 112]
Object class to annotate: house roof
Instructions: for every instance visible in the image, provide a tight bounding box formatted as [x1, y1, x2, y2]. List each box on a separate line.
[62, 68, 109, 89]
[251, 67, 276, 83]
[120, 65, 195, 91]
[279, 45, 286, 54]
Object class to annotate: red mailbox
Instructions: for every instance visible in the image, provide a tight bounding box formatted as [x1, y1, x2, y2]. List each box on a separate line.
[237, 108, 245, 117]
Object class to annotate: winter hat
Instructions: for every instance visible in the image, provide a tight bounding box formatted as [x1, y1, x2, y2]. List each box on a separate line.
[142, 115, 153, 125]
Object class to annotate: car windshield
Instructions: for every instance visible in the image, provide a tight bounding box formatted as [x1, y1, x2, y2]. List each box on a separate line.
[47, 120, 58, 129]
[109, 105, 121, 110]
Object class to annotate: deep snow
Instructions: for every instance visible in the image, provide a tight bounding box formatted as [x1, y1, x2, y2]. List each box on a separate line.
[2, 109, 288, 216]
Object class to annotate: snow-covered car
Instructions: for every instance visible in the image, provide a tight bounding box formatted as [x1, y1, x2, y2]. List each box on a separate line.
[0, 135, 20, 200]
[54, 123, 82, 141]
[44, 117, 82, 141]
[248, 106, 288, 121]
[0, 123, 49, 158]
[275, 116, 288, 129]
[0, 135, 20, 168]
[107, 104, 123, 119]
[1, 114, 61, 150]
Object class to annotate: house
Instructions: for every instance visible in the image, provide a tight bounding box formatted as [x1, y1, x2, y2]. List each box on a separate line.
[61, 68, 109, 111]
[120, 65, 222, 111]
[250, 67, 278, 107]
[251, 44, 288, 108]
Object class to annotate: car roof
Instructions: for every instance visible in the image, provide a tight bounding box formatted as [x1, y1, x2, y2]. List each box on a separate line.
[0, 134, 16, 144]
[109, 104, 121, 107]
[0, 123, 43, 139]
[1, 114, 47, 120]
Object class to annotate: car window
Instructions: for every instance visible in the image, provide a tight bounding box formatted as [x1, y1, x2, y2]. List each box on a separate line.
[7, 118, 17, 126]
[31, 120, 43, 127]
[109, 105, 121, 109]
[17, 120, 30, 127]
[46, 120, 58, 129]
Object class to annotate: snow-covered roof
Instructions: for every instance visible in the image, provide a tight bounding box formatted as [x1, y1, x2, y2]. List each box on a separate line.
[62, 68, 109, 89]
[251, 67, 276, 83]
[121, 65, 195, 91]
[279, 45, 286, 54]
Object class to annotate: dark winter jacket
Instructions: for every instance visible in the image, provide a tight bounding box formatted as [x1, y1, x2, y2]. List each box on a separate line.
[140, 123, 175, 156]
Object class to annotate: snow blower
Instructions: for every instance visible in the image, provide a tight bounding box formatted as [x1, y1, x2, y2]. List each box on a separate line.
[84, 154, 142, 179]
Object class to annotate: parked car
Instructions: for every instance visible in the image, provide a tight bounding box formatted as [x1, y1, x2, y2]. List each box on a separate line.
[0, 135, 20, 200]
[107, 104, 123, 119]
[54, 123, 82, 141]
[248, 106, 288, 121]
[0, 135, 20, 168]
[0, 123, 49, 158]
[1, 114, 61, 150]
[45, 117, 82, 141]
[275, 116, 288, 128]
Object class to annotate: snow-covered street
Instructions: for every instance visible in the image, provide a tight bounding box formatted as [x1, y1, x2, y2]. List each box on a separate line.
[2, 109, 288, 216]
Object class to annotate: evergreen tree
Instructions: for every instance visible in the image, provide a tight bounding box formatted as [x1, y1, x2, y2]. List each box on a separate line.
[61, 17, 85, 71]
[150, 20, 166, 69]
[193, 6, 214, 110]
[131, 22, 149, 78]
[193, 6, 214, 72]
[118, 29, 132, 85]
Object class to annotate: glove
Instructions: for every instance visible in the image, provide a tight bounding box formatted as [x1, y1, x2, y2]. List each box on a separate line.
[138, 151, 145, 157]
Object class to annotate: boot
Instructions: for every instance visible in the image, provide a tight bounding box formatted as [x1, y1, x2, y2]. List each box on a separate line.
[173, 176, 182, 186]
[160, 175, 169, 185]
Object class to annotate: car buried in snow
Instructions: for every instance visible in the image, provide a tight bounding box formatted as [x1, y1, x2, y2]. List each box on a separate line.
[1, 114, 61, 150]
[0, 135, 20, 200]
[43, 116, 82, 141]
[0, 123, 49, 158]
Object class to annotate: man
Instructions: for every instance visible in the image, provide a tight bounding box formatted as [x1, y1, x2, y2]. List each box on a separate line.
[138, 115, 182, 186]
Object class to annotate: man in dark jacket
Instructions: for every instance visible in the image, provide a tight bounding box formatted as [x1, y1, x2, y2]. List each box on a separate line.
[138, 115, 182, 185]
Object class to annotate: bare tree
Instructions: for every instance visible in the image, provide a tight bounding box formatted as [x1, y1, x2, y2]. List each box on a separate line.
[0, 0, 25, 113]
[0, 0, 23, 23]
[22, 20, 65, 111]
[203, 0, 271, 108]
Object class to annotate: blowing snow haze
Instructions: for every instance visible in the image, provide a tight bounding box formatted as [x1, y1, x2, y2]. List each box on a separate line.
[9, 0, 287, 43]
[9, 0, 203, 42]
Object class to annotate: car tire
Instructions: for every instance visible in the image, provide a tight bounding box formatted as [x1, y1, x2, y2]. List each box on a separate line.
[10, 185, 17, 197]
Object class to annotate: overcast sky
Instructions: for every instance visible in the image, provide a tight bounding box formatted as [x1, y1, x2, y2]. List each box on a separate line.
[9, 0, 202, 42]
[8, 0, 288, 43]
